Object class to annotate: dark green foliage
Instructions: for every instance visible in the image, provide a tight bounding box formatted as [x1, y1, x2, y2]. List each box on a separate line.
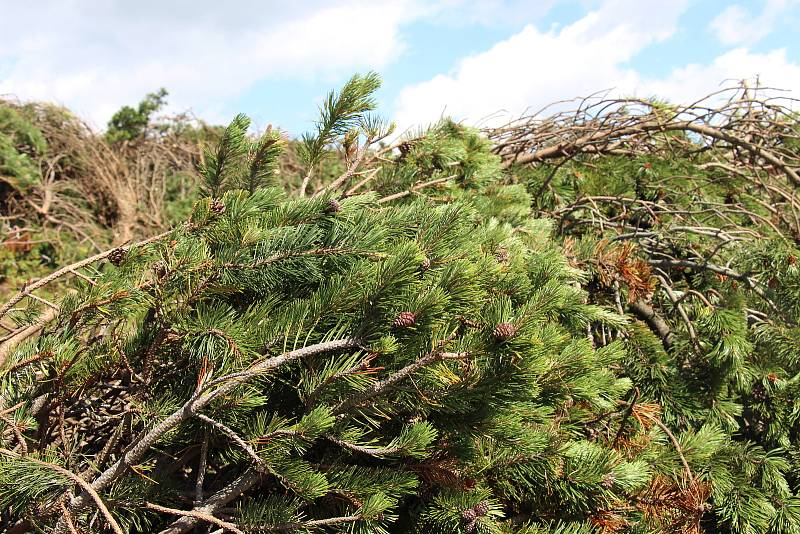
[0, 103, 47, 192]
[0, 110, 671, 533]
[106, 88, 169, 143]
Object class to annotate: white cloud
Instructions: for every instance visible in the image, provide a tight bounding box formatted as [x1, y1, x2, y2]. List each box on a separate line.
[637, 47, 800, 105]
[0, 0, 424, 128]
[420, 0, 563, 28]
[392, 0, 800, 131]
[709, 0, 798, 46]
[393, 0, 690, 130]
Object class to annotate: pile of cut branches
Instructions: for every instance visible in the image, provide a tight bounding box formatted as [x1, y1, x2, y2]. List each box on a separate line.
[3, 75, 800, 533]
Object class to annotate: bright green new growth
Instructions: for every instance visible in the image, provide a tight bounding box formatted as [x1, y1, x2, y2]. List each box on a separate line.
[296, 71, 394, 196]
[197, 113, 251, 198]
[299, 71, 381, 170]
[196, 113, 287, 199]
[240, 128, 284, 194]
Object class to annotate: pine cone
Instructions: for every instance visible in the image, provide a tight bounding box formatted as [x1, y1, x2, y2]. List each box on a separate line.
[420, 257, 431, 271]
[473, 500, 490, 517]
[153, 261, 168, 279]
[359, 353, 378, 370]
[108, 248, 127, 266]
[496, 247, 510, 263]
[601, 472, 616, 488]
[492, 322, 517, 341]
[461, 508, 477, 523]
[752, 383, 767, 402]
[326, 199, 342, 214]
[393, 311, 417, 328]
[464, 519, 478, 533]
[210, 199, 226, 215]
[768, 276, 779, 289]
[461, 478, 477, 490]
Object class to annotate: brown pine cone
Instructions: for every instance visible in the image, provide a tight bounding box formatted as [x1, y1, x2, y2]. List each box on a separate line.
[768, 276, 779, 289]
[751, 383, 768, 402]
[473, 500, 490, 517]
[108, 248, 127, 266]
[461, 508, 477, 523]
[492, 322, 517, 341]
[420, 257, 431, 271]
[153, 261, 168, 279]
[359, 353, 378, 370]
[461, 478, 477, 490]
[496, 247, 510, 263]
[326, 198, 342, 214]
[210, 199, 226, 215]
[601, 472, 616, 488]
[393, 311, 417, 328]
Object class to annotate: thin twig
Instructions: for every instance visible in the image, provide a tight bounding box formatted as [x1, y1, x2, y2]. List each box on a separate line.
[146, 502, 245, 534]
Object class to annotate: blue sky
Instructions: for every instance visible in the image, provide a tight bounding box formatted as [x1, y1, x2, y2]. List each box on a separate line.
[1, 0, 798, 136]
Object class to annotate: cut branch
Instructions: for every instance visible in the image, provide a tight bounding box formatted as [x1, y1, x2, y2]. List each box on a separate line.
[57, 338, 360, 528]
[629, 300, 673, 351]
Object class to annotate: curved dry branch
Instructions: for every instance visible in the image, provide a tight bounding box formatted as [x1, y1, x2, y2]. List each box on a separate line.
[0, 229, 174, 322]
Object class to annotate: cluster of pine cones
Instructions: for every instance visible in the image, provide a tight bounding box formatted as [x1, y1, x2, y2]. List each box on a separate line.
[461, 500, 491, 532]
